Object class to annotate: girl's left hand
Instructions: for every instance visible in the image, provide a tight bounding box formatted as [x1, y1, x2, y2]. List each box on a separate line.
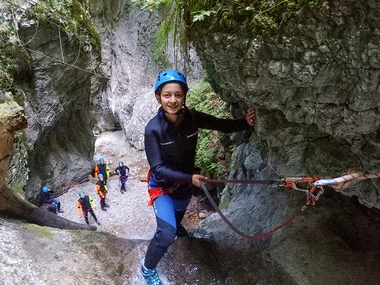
[245, 107, 255, 126]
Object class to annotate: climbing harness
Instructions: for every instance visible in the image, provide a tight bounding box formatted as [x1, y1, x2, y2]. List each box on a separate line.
[146, 169, 179, 206]
[201, 172, 380, 241]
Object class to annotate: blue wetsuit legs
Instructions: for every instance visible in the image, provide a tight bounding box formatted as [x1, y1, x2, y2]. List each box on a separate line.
[144, 194, 190, 269]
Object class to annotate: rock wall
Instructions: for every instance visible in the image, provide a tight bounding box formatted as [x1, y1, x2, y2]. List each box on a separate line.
[188, 1, 380, 284]
[0, 98, 92, 230]
[90, 0, 205, 150]
[2, 1, 99, 203]
[189, 0, 380, 208]
[7, 131, 28, 195]
[14, 15, 98, 203]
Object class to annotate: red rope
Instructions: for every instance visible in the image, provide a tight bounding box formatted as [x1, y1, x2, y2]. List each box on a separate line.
[200, 180, 307, 241]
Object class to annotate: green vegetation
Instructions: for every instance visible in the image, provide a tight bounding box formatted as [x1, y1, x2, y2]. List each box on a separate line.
[30, 0, 101, 58]
[0, 47, 27, 92]
[0, 0, 99, 92]
[187, 80, 235, 179]
[132, 0, 187, 64]
[132, 0, 325, 61]
[74, 229, 107, 244]
[184, 0, 325, 39]
[12, 185, 24, 195]
[26, 224, 54, 239]
[0, 4, 30, 92]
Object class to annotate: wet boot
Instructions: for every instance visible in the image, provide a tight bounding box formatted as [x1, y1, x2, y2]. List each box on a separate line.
[141, 260, 162, 285]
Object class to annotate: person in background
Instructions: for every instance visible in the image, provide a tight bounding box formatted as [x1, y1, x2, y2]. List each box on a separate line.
[114, 161, 130, 194]
[77, 190, 100, 226]
[96, 173, 109, 211]
[94, 157, 110, 185]
[41, 186, 63, 214]
[140, 70, 255, 284]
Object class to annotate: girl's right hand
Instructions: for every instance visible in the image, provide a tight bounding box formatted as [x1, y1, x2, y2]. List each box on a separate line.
[192, 174, 207, 188]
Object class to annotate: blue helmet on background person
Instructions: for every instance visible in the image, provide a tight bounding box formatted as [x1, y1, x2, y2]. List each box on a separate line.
[99, 157, 104, 162]
[154, 70, 188, 95]
[42, 186, 49, 193]
[78, 190, 84, 196]
[98, 173, 103, 178]
[119, 161, 124, 165]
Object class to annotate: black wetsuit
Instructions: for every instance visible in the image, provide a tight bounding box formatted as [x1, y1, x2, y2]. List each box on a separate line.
[143, 107, 251, 269]
[78, 195, 98, 224]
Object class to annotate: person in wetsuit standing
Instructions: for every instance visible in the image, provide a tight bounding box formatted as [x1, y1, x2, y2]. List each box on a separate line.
[140, 70, 255, 285]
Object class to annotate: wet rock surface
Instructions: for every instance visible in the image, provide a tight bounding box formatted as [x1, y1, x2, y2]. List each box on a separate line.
[2, 1, 380, 284]
[1, 131, 380, 285]
[189, 0, 380, 208]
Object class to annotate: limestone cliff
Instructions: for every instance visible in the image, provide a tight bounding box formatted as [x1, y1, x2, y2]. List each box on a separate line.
[187, 0, 380, 208]
[0, 1, 101, 203]
[90, 0, 204, 150]
[0, 98, 94, 230]
[185, 1, 380, 284]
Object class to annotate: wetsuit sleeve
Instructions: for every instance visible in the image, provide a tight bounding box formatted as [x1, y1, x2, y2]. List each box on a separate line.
[114, 166, 119, 175]
[94, 166, 99, 177]
[145, 126, 192, 184]
[192, 109, 252, 133]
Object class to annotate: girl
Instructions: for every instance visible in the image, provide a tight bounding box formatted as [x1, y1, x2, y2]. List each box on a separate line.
[141, 70, 255, 285]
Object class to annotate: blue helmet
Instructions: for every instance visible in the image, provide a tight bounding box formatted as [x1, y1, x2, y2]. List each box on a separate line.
[99, 157, 104, 162]
[98, 173, 103, 178]
[42, 186, 49, 193]
[154, 70, 188, 94]
[119, 161, 124, 165]
[78, 190, 84, 196]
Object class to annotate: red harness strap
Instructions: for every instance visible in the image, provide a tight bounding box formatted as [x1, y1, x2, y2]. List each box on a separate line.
[148, 187, 165, 206]
[146, 169, 176, 206]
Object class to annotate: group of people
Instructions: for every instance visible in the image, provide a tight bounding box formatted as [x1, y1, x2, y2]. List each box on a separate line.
[41, 69, 254, 285]
[41, 158, 130, 226]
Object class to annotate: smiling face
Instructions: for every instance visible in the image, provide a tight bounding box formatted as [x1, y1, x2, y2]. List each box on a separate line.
[156, 83, 185, 122]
